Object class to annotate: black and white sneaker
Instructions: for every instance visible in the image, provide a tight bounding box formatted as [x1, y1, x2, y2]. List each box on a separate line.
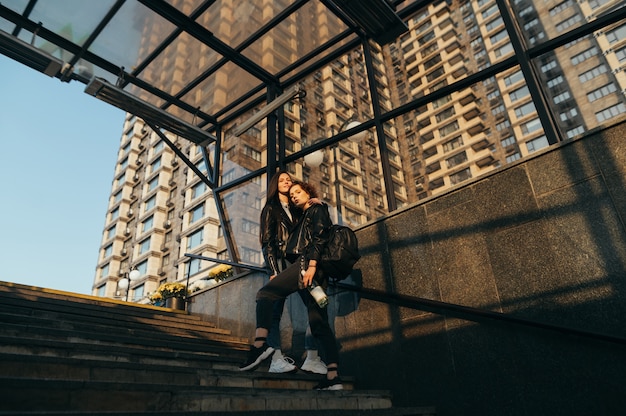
[314, 376, 344, 390]
[239, 343, 275, 371]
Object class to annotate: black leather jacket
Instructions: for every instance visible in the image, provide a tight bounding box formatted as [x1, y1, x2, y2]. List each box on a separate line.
[286, 203, 332, 265]
[260, 197, 299, 275]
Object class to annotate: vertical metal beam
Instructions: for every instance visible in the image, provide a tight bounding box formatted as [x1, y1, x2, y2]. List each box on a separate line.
[495, 0, 561, 144]
[363, 39, 397, 212]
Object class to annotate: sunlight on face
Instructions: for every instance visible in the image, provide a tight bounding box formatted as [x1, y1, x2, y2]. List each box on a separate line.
[277, 173, 293, 195]
[289, 184, 310, 208]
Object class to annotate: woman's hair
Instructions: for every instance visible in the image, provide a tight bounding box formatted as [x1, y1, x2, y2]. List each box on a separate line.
[290, 180, 319, 199]
[267, 170, 292, 202]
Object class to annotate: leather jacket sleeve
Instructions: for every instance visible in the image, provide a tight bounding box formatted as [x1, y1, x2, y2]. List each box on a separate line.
[260, 203, 281, 275]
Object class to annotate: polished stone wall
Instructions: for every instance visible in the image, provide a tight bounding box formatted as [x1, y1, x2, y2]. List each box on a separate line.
[189, 118, 626, 416]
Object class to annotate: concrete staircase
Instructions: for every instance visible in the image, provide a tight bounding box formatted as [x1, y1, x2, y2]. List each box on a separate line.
[0, 281, 435, 415]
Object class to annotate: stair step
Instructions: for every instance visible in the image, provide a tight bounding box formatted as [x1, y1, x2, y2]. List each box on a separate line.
[0, 312, 249, 349]
[0, 410, 436, 416]
[0, 281, 437, 415]
[0, 352, 355, 391]
[0, 378, 392, 413]
[0, 333, 245, 369]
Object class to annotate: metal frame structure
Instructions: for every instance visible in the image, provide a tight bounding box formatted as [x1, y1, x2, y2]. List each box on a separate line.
[1, 0, 625, 272]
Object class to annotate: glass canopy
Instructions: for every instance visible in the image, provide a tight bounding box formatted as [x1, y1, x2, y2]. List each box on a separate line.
[2, 0, 625, 280]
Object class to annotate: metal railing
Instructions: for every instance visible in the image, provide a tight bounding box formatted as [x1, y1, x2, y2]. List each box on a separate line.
[331, 281, 626, 346]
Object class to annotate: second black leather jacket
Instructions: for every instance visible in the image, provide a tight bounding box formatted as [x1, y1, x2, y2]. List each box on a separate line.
[285, 203, 332, 265]
[260, 197, 300, 275]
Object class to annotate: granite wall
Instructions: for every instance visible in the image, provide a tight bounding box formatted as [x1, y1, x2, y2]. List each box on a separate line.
[188, 119, 626, 416]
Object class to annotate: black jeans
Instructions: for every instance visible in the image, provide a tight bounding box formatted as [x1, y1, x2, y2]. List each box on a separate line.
[256, 257, 338, 364]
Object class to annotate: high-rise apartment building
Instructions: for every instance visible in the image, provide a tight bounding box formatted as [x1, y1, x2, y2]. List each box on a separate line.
[92, 0, 625, 301]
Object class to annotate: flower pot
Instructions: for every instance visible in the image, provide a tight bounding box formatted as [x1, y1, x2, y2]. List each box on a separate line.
[165, 297, 185, 310]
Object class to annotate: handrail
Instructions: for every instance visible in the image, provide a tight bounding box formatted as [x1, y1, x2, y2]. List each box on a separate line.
[330, 281, 626, 346]
[182, 253, 625, 345]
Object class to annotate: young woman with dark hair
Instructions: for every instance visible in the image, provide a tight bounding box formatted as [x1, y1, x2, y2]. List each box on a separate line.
[258, 171, 326, 374]
[241, 181, 342, 390]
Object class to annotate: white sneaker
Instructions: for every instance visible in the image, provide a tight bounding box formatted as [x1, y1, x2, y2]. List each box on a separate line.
[300, 356, 327, 375]
[269, 355, 298, 373]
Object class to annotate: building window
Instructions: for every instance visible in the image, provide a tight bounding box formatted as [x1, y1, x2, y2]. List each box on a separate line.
[566, 125, 585, 138]
[150, 157, 161, 174]
[442, 136, 463, 152]
[559, 107, 578, 121]
[148, 175, 159, 191]
[578, 64, 608, 84]
[555, 14, 581, 32]
[242, 219, 260, 235]
[243, 145, 262, 162]
[189, 257, 202, 275]
[100, 263, 110, 279]
[509, 85, 530, 102]
[553, 91, 571, 104]
[144, 195, 156, 212]
[506, 152, 521, 163]
[520, 118, 542, 135]
[450, 168, 472, 185]
[501, 136, 516, 147]
[241, 247, 261, 264]
[107, 225, 116, 240]
[587, 83, 617, 102]
[142, 215, 154, 232]
[187, 228, 204, 249]
[136, 260, 148, 276]
[190, 203, 205, 223]
[606, 24, 626, 44]
[110, 207, 119, 221]
[103, 244, 113, 259]
[439, 121, 459, 137]
[595, 103, 626, 123]
[192, 181, 207, 199]
[526, 135, 549, 153]
[571, 47, 598, 65]
[132, 283, 144, 302]
[446, 151, 468, 168]
[547, 75, 564, 88]
[514, 102, 536, 118]
[139, 237, 151, 254]
[435, 107, 456, 122]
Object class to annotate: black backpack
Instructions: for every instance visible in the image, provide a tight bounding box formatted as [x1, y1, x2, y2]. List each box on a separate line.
[320, 225, 361, 280]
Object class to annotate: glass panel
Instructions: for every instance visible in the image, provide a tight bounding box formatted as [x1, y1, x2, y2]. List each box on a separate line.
[218, 177, 267, 269]
[534, 34, 626, 139]
[298, 46, 375, 152]
[287, 126, 378, 228]
[392, 70, 546, 201]
[183, 60, 263, 117]
[200, 0, 299, 49]
[137, 30, 224, 109]
[240, 0, 350, 74]
[28, 0, 116, 47]
[90, 1, 174, 74]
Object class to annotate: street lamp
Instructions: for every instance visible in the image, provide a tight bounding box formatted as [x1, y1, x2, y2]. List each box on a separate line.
[303, 119, 367, 224]
[118, 268, 141, 302]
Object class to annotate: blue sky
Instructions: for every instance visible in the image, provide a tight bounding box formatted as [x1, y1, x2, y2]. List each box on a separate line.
[0, 55, 126, 294]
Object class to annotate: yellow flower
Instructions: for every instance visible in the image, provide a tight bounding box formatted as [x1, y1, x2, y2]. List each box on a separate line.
[209, 265, 234, 282]
[150, 282, 186, 304]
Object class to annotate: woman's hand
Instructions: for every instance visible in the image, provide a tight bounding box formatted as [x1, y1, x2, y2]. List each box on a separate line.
[302, 265, 316, 287]
[269, 274, 276, 280]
